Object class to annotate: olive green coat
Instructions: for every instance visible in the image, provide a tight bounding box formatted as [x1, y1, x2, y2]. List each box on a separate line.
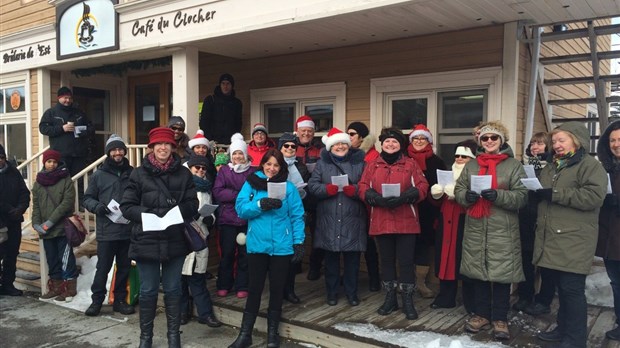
[32, 175, 75, 239]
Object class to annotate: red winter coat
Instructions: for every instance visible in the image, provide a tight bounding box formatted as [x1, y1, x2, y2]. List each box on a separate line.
[247, 138, 276, 166]
[358, 154, 428, 236]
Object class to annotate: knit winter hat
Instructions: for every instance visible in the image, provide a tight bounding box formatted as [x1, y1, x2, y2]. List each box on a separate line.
[278, 132, 298, 149]
[409, 124, 433, 144]
[347, 122, 369, 139]
[0, 144, 5, 157]
[167, 116, 186, 130]
[104, 134, 127, 156]
[187, 154, 210, 168]
[455, 146, 475, 159]
[148, 127, 177, 148]
[188, 130, 210, 149]
[219, 73, 235, 87]
[57, 86, 72, 98]
[477, 124, 505, 146]
[228, 133, 248, 159]
[379, 128, 408, 151]
[251, 123, 268, 136]
[295, 115, 315, 130]
[42, 149, 61, 164]
[214, 152, 230, 166]
[322, 128, 351, 150]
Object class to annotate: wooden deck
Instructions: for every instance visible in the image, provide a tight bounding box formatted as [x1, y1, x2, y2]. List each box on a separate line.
[207, 268, 620, 348]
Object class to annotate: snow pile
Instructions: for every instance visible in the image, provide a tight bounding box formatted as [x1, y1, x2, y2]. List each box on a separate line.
[586, 264, 614, 308]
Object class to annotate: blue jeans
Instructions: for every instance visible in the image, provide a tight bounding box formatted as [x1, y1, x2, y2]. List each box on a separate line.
[137, 255, 185, 301]
[604, 259, 620, 326]
[181, 273, 215, 319]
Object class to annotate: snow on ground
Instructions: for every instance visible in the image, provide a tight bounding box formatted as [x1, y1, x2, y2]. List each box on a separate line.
[586, 264, 614, 308]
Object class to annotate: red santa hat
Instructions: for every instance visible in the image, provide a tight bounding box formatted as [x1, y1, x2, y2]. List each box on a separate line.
[321, 127, 351, 150]
[188, 130, 210, 149]
[409, 124, 433, 144]
[295, 115, 315, 130]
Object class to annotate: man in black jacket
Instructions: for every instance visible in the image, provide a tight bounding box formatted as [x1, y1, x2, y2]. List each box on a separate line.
[83, 135, 135, 316]
[0, 144, 30, 296]
[199, 73, 242, 144]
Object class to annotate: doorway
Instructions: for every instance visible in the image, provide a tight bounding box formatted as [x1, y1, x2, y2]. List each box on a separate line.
[72, 86, 111, 162]
[128, 72, 173, 145]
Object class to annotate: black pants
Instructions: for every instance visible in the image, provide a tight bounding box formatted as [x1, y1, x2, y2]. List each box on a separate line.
[181, 273, 215, 319]
[62, 156, 87, 206]
[216, 224, 248, 292]
[376, 234, 416, 283]
[91, 240, 131, 304]
[535, 267, 556, 306]
[472, 279, 511, 322]
[364, 236, 379, 279]
[244, 253, 291, 316]
[324, 250, 360, 298]
[518, 248, 535, 302]
[0, 221, 22, 287]
[306, 211, 324, 272]
[434, 278, 476, 312]
[546, 268, 587, 347]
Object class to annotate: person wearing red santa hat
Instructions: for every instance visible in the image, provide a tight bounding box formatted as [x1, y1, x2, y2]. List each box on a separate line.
[186, 130, 216, 180]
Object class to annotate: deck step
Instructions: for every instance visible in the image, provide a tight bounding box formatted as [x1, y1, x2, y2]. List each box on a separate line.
[16, 252, 40, 274]
[20, 236, 40, 253]
[14, 270, 41, 292]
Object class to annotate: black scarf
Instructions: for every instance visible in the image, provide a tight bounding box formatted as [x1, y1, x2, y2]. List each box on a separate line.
[380, 151, 401, 165]
[192, 175, 212, 192]
[247, 169, 288, 191]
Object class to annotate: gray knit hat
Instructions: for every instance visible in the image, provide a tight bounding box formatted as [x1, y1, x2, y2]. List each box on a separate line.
[167, 116, 186, 129]
[278, 132, 298, 149]
[105, 134, 127, 156]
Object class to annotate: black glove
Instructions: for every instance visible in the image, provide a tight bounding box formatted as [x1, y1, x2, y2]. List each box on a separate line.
[384, 197, 402, 209]
[480, 189, 498, 202]
[203, 216, 215, 229]
[291, 244, 305, 263]
[401, 186, 420, 204]
[465, 190, 480, 203]
[259, 198, 282, 211]
[535, 188, 553, 202]
[603, 194, 618, 208]
[365, 188, 387, 207]
[95, 205, 111, 216]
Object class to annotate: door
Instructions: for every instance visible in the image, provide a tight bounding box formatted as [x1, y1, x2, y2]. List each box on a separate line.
[128, 72, 172, 145]
[72, 87, 111, 161]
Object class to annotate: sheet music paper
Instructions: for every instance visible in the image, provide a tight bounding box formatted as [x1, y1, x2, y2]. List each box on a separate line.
[141, 206, 183, 231]
[381, 183, 401, 198]
[470, 175, 492, 194]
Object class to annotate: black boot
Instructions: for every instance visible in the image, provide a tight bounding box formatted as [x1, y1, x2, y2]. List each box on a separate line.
[139, 297, 158, 348]
[377, 280, 399, 315]
[267, 310, 281, 348]
[164, 295, 182, 348]
[400, 283, 418, 320]
[228, 311, 257, 348]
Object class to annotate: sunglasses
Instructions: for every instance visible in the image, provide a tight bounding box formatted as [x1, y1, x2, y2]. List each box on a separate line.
[454, 155, 470, 159]
[480, 135, 500, 142]
[282, 144, 297, 149]
[192, 165, 207, 171]
[347, 132, 358, 136]
[170, 126, 184, 132]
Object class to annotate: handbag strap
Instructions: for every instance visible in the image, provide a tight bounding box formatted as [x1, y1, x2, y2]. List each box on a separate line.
[153, 177, 179, 207]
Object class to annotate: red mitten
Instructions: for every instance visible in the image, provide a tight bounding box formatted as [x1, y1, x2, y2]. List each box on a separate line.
[343, 185, 356, 197]
[326, 184, 339, 196]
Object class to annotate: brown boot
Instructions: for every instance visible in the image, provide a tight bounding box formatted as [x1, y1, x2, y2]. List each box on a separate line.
[415, 265, 434, 298]
[54, 278, 77, 302]
[492, 320, 510, 340]
[39, 279, 63, 300]
[464, 315, 491, 333]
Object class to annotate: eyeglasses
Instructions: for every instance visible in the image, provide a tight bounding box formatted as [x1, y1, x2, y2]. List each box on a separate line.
[480, 135, 500, 142]
[454, 155, 470, 159]
[347, 132, 358, 137]
[192, 165, 207, 171]
[282, 144, 297, 149]
[411, 136, 428, 141]
[170, 126, 184, 132]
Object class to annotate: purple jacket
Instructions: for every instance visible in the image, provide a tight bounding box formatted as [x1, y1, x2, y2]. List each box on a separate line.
[212, 165, 256, 226]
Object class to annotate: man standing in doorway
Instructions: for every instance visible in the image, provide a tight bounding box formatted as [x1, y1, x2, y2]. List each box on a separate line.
[39, 87, 94, 208]
[199, 73, 242, 144]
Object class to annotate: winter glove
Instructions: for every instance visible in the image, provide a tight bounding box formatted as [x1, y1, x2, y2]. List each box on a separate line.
[259, 198, 282, 211]
[33, 224, 46, 235]
[95, 204, 111, 216]
[465, 190, 480, 203]
[384, 197, 402, 209]
[534, 188, 553, 202]
[480, 189, 498, 202]
[430, 184, 444, 200]
[401, 187, 420, 204]
[603, 194, 618, 207]
[203, 216, 215, 229]
[444, 184, 455, 200]
[42, 220, 54, 232]
[291, 244, 305, 264]
[364, 188, 387, 207]
[342, 185, 356, 198]
[326, 184, 339, 196]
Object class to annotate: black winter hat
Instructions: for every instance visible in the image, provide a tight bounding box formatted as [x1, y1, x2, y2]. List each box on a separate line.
[379, 127, 408, 151]
[347, 122, 369, 139]
[278, 132, 298, 149]
[167, 116, 185, 129]
[187, 154, 210, 168]
[0, 144, 5, 158]
[219, 73, 235, 87]
[57, 86, 72, 98]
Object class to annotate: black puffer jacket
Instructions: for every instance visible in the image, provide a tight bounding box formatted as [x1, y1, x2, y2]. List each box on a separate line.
[121, 153, 198, 262]
[39, 103, 93, 158]
[199, 86, 242, 144]
[83, 157, 133, 241]
[596, 120, 620, 261]
[0, 161, 30, 223]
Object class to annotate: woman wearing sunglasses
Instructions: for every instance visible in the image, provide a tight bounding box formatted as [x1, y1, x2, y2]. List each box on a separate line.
[454, 121, 528, 340]
[278, 132, 311, 304]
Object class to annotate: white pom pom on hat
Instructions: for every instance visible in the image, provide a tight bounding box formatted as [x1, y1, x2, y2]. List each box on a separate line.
[236, 232, 246, 245]
[321, 127, 351, 150]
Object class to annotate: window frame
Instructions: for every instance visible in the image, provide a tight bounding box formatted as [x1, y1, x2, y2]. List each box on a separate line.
[0, 71, 31, 164]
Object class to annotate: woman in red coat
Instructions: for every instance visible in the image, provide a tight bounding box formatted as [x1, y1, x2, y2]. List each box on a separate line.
[358, 127, 429, 320]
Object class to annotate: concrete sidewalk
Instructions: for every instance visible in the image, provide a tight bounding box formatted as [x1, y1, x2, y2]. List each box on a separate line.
[0, 293, 308, 348]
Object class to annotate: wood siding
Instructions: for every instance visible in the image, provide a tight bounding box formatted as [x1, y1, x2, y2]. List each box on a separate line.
[0, 0, 55, 37]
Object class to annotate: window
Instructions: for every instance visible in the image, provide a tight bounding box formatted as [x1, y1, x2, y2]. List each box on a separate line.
[385, 93, 432, 134]
[251, 82, 346, 139]
[0, 81, 29, 171]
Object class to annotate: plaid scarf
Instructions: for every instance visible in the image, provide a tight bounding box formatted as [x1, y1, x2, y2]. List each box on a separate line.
[553, 151, 575, 171]
[147, 152, 174, 172]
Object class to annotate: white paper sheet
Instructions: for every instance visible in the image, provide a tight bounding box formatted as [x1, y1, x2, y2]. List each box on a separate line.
[381, 183, 401, 198]
[331, 174, 349, 192]
[470, 175, 492, 194]
[523, 165, 536, 179]
[268, 182, 287, 199]
[520, 178, 543, 191]
[436, 170, 454, 187]
[106, 199, 130, 224]
[608, 173, 613, 194]
[198, 204, 219, 217]
[74, 125, 87, 138]
[141, 206, 183, 231]
[306, 163, 317, 173]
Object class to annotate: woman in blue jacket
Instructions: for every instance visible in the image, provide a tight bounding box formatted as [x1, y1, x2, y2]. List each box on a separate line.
[229, 148, 305, 348]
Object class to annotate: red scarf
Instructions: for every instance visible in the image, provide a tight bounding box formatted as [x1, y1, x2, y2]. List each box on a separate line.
[467, 153, 508, 218]
[407, 143, 433, 171]
[147, 152, 174, 172]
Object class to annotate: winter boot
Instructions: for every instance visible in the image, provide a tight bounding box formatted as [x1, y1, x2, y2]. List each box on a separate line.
[228, 311, 257, 348]
[39, 279, 63, 300]
[377, 280, 399, 315]
[139, 296, 158, 348]
[54, 278, 77, 302]
[164, 295, 182, 348]
[400, 283, 419, 320]
[415, 265, 434, 298]
[267, 309, 282, 348]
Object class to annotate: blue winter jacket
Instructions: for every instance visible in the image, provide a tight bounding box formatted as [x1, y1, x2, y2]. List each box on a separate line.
[235, 171, 305, 256]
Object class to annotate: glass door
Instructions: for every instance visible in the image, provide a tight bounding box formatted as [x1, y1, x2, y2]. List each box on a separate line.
[128, 73, 172, 145]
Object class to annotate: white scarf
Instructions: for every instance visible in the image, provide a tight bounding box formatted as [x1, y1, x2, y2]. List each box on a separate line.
[229, 161, 252, 173]
[452, 162, 465, 181]
[285, 156, 304, 187]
